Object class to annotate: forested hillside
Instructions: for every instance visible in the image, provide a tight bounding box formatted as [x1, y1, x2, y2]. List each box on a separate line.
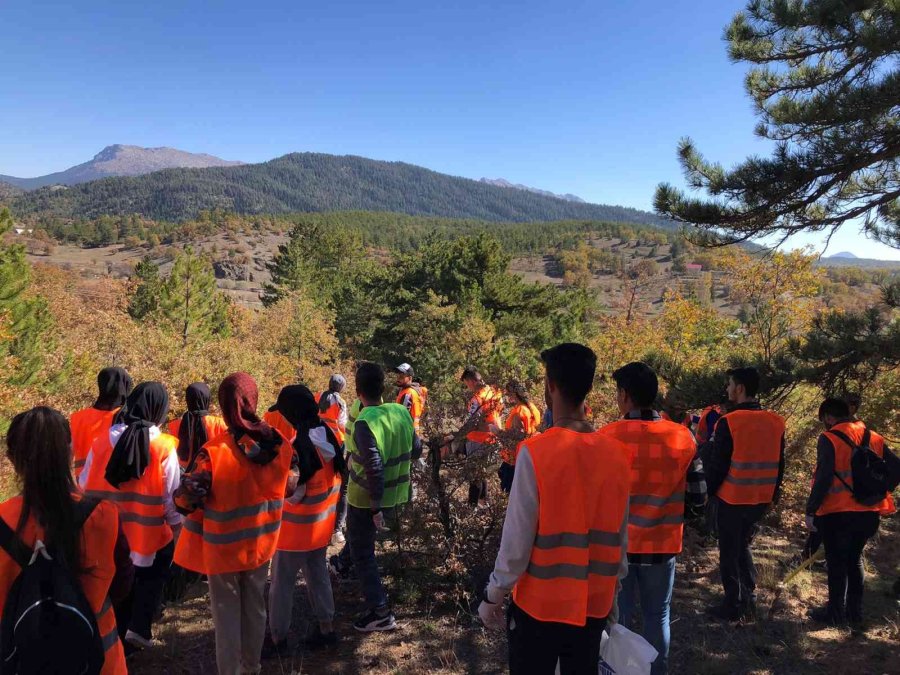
[10, 152, 675, 226]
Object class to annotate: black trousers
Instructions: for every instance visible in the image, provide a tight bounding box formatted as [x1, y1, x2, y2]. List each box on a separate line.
[115, 540, 175, 640]
[507, 601, 606, 675]
[498, 462, 515, 494]
[820, 511, 879, 621]
[716, 500, 767, 608]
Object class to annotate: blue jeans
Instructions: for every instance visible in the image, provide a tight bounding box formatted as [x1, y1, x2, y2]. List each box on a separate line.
[346, 505, 389, 612]
[617, 558, 676, 675]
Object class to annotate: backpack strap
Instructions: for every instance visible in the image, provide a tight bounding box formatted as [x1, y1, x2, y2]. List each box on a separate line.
[826, 429, 859, 494]
[0, 516, 34, 569]
[73, 497, 100, 530]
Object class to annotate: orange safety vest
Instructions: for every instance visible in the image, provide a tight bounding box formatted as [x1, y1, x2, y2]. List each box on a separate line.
[501, 402, 541, 465]
[0, 496, 126, 675]
[466, 385, 504, 444]
[83, 431, 178, 557]
[696, 405, 721, 444]
[70, 407, 120, 478]
[716, 409, 785, 505]
[263, 410, 297, 443]
[512, 428, 631, 626]
[169, 414, 229, 469]
[396, 385, 425, 434]
[278, 447, 342, 553]
[174, 433, 293, 576]
[816, 421, 896, 517]
[600, 417, 697, 554]
[315, 392, 346, 445]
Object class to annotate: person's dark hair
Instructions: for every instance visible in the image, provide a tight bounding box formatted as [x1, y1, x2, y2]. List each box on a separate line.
[612, 362, 658, 408]
[540, 343, 597, 407]
[505, 380, 531, 405]
[356, 362, 385, 401]
[727, 367, 760, 398]
[460, 365, 482, 383]
[843, 391, 861, 410]
[6, 407, 83, 572]
[818, 397, 850, 421]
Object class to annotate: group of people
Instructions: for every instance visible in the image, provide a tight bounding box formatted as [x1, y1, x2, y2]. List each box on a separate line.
[0, 347, 897, 675]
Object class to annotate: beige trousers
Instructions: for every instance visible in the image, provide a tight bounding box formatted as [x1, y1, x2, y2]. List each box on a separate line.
[207, 563, 270, 675]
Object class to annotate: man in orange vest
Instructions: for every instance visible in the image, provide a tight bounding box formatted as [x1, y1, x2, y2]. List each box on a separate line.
[478, 344, 632, 674]
[600, 362, 703, 675]
[317, 374, 349, 444]
[695, 404, 722, 444]
[805, 397, 898, 628]
[394, 363, 425, 435]
[703, 367, 785, 621]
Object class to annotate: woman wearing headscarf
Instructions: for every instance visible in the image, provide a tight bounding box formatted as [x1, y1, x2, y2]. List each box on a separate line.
[263, 385, 345, 656]
[315, 374, 349, 444]
[79, 381, 181, 652]
[70, 367, 133, 478]
[175, 373, 297, 675]
[169, 382, 228, 470]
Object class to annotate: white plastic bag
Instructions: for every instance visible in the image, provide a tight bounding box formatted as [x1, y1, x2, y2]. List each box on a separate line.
[598, 623, 658, 675]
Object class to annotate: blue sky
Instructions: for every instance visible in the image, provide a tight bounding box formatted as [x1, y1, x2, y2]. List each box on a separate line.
[2, 0, 897, 259]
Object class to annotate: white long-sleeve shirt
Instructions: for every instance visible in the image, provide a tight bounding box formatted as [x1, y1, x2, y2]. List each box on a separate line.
[486, 445, 630, 621]
[79, 424, 183, 567]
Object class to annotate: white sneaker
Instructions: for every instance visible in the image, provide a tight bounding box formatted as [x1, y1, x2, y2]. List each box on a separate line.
[125, 630, 153, 649]
[331, 530, 346, 546]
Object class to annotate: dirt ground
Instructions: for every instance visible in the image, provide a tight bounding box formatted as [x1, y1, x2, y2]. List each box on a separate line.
[125, 506, 900, 675]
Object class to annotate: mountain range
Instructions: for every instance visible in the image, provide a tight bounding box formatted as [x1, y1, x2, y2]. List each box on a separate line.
[0, 145, 242, 190]
[8, 149, 677, 228]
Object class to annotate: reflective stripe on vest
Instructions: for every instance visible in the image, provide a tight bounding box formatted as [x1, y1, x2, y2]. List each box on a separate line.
[716, 409, 784, 506]
[277, 445, 343, 552]
[816, 422, 896, 517]
[82, 433, 177, 557]
[174, 433, 293, 576]
[599, 418, 696, 555]
[512, 428, 631, 626]
[346, 403, 414, 510]
[70, 407, 119, 479]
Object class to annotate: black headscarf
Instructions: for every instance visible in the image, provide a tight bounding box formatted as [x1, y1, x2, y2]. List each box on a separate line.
[176, 383, 211, 468]
[273, 385, 345, 483]
[94, 367, 133, 411]
[105, 382, 169, 488]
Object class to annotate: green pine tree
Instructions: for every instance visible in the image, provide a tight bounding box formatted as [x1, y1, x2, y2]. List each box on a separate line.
[0, 208, 52, 386]
[127, 255, 163, 320]
[655, 0, 900, 247]
[159, 247, 231, 346]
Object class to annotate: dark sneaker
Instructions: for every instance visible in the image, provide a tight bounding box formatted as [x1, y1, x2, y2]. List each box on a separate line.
[353, 609, 398, 632]
[808, 605, 846, 626]
[261, 636, 291, 659]
[706, 602, 741, 621]
[741, 599, 758, 622]
[305, 627, 339, 650]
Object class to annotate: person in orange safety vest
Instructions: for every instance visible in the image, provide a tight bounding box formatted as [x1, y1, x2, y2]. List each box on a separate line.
[168, 382, 228, 470]
[174, 372, 297, 675]
[805, 397, 898, 627]
[79, 381, 181, 652]
[315, 374, 349, 445]
[495, 380, 541, 494]
[263, 385, 345, 657]
[600, 362, 704, 675]
[70, 367, 133, 478]
[702, 367, 785, 622]
[1, 406, 134, 675]
[478, 344, 632, 675]
[394, 363, 426, 435]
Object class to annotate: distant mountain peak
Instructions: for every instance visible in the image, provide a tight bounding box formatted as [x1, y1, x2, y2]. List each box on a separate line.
[0, 145, 243, 190]
[828, 251, 858, 259]
[480, 177, 585, 203]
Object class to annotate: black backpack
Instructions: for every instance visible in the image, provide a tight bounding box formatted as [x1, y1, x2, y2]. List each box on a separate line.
[829, 427, 891, 507]
[0, 499, 105, 675]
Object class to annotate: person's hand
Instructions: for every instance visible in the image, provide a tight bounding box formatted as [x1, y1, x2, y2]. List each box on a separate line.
[443, 434, 454, 444]
[477, 599, 505, 630]
[805, 515, 817, 532]
[372, 510, 386, 530]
